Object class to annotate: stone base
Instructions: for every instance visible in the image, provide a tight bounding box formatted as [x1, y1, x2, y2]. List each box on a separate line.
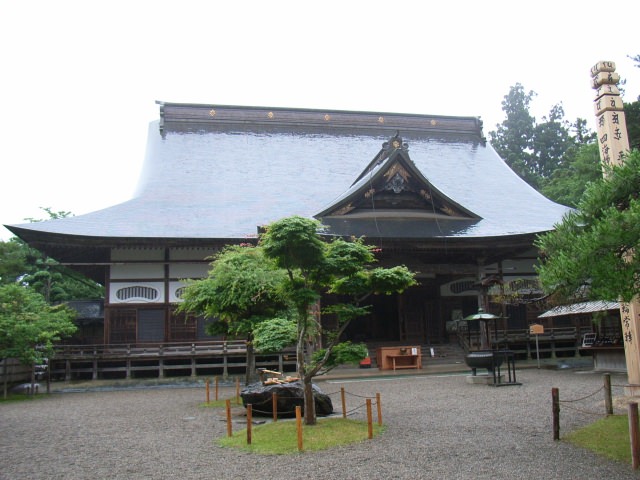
[466, 374, 504, 385]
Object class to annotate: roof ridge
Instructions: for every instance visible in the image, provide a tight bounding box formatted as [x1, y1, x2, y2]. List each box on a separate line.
[157, 101, 485, 138]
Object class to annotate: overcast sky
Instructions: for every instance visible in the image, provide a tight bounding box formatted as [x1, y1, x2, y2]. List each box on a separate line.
[1, 0, 639, 240]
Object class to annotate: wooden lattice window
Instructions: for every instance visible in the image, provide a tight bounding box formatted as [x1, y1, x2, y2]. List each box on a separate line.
[110, 309, 137, 343]
[169, 311, 198, 341]
[449, 280, 476, 294]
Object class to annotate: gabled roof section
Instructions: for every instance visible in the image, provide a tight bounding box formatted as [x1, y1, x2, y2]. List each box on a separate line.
[315, 133, 479, 222]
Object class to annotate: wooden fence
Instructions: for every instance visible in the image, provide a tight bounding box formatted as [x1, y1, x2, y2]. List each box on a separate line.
[49, 341, 296, 381]
[457, 326, 593, 359]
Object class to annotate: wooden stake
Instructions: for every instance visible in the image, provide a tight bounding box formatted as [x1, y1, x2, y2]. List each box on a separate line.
[366, 398, 373, 439]
[225, 399, 232, 437]
[552, 387, 560, 441]
[272, 393, 278, 422]
[341, 387, 346, 419]
[630, 402, 640, 469]
[246, 404, 252, 445]
[205, 378, 210, 404]
[603, 374, 613, 415]
[296, 406, 303, 451]
[376, 392, 382, 426]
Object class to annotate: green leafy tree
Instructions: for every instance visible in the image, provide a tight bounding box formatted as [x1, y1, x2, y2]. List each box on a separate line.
[0, 284, 77, 397]
[531, 104, 575, 180]
[0, 238, 30, 285]
[625, 100, 640, 151]
[0, 208, 103, 301]
[489, 83, 538, 186]
[489, 84, 594, 191]
[260, 216, 416, 425]
[535, 150, 640, 303]
[176, 245, 289, 384]
[252, 317, 297, 354]
[540, 142, 602, 207]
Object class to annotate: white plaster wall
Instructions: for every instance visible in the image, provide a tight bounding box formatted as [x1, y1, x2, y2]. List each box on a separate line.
[170, 247, 216, 261]
[170, 263, 209, 280]
[169, 281, 188, 303]
[110, 264, 165, 280]
[111, 248, 164, 261]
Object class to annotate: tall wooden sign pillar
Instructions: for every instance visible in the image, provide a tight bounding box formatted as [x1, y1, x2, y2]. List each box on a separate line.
[592, 61, 640, 396]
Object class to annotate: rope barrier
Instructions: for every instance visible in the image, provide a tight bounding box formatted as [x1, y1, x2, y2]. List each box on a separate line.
[221, 385, 383, 449]
[560, 403, 618, 417]
[325, 389, 378, 400]
[216, 383, 382, 426]
[343, 391, 378, 399]
[553, 374, 626, 441]
[558, 385, 604, 403]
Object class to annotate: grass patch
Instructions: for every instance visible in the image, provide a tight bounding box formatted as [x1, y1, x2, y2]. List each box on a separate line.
[200, 397, 242, 408]
[0, 393, 46, 403]
[565, 414, 631, 464]
[219, 417, 385, 454]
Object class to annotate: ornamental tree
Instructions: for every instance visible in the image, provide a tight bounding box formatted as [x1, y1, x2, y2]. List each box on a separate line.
[535, 150, 640, 303]
[176, 245, 289, 384]
[0, 283, 77, 398]
[260, 216, 416, 425]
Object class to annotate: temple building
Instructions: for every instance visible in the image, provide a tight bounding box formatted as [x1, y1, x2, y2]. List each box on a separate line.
[6, 102, 574, 364]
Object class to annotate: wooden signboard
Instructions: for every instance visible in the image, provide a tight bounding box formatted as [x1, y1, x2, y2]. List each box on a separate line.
[530, 324, 544, 335]
[530, 324, 544, 368]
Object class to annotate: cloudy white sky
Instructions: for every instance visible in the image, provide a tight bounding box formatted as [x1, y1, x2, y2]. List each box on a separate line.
[1, 0, 639, 240]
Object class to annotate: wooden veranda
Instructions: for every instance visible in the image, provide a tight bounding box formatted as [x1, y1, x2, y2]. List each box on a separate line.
[49, 341, 296, 381]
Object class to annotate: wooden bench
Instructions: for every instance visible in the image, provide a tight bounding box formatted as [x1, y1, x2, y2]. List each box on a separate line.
[386, 354, 421, 370]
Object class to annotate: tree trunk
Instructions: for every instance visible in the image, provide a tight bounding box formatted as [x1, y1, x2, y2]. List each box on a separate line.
[245, 342, 257, 385]
[30, 364, 36, 396]
[303, 375, 317, 425]
[2, 358, 8, 400]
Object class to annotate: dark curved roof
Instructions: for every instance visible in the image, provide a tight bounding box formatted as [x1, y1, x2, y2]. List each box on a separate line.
[6, 102, 571, 245]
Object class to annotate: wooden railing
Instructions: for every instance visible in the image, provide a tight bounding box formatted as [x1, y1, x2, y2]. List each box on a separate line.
[457, 326, 593, 359]
[52, 340, 248, 358]
[49, 341, 297, 381]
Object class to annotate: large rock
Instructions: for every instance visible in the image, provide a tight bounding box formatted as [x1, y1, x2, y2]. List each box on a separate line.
[240, 380, 333, 417]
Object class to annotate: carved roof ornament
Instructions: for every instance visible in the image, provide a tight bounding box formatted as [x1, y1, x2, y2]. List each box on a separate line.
[382, 131, 409, 153]
[385, 172, 408, 193]
[384, 163, 410, 182]
[333, 203, 355, 216]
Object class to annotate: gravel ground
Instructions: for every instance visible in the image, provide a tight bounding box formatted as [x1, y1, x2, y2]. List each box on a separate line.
[1, 368, 639, 480]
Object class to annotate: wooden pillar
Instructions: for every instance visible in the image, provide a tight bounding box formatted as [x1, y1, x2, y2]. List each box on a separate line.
[591, 61, 640, 396]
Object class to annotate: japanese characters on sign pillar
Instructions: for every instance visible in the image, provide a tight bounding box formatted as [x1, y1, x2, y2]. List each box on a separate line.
[592, 61, 630, 169]
[591, 61, 640, 395]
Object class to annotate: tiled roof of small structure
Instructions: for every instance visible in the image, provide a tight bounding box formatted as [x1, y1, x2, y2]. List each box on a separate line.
[538, 300, 620, 318]
[6, 102, 571, 242]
